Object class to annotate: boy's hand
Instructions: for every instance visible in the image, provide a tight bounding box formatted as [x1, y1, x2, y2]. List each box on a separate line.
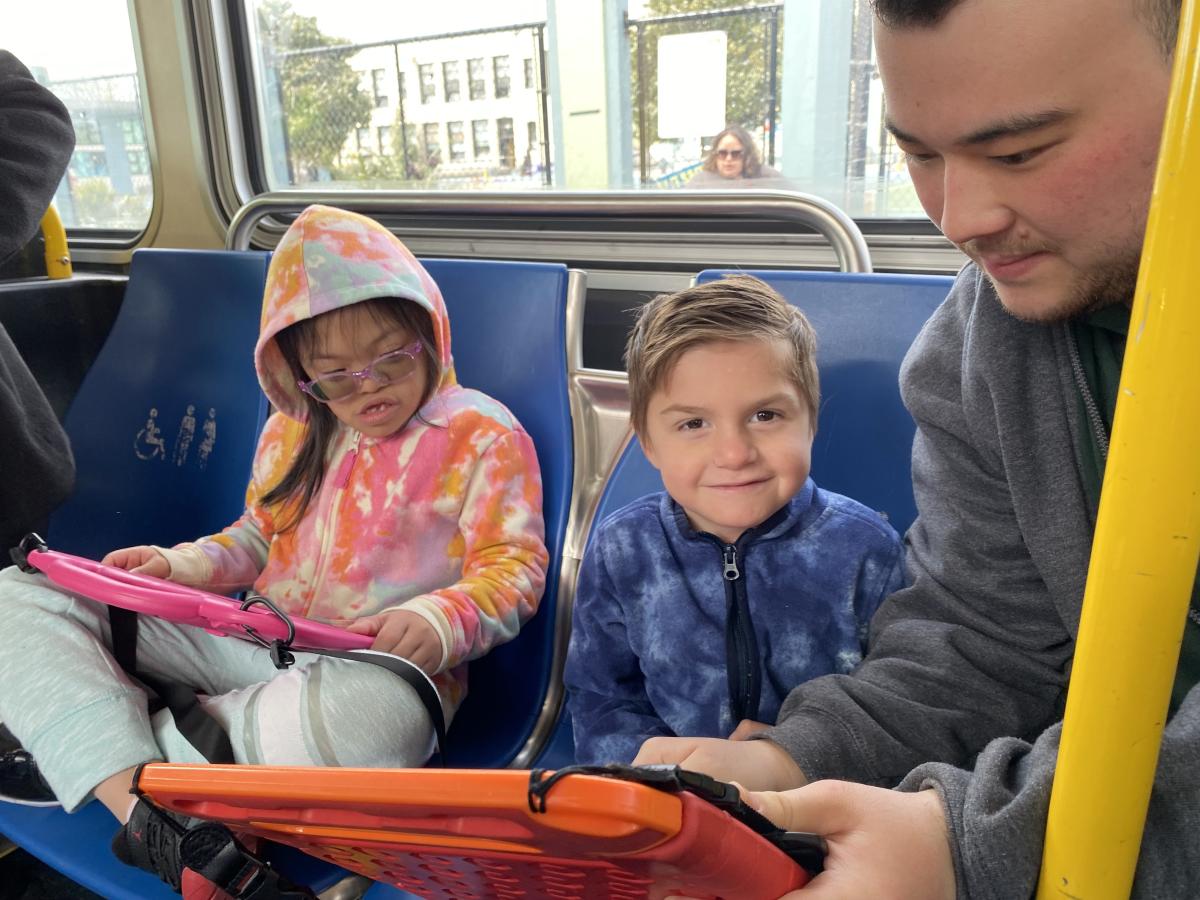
[345, 610, 441, 675]
[633, 735, 807, 792]
[729, 719, 771, 740]
[736, 782, 956, 900]
[101, 546, 169, 578]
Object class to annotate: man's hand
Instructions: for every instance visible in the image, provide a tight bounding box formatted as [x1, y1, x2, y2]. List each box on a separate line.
[101, 546, 169, 578]
[633, 735, 807, 792]
[729, 719, 771, 740]
[345, 609, 442, 674]
[744, 782, 956, 899]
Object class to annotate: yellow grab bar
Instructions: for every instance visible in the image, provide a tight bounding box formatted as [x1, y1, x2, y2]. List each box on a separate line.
[1038, 0, 1200, 897]
[39, 205, 72, 279]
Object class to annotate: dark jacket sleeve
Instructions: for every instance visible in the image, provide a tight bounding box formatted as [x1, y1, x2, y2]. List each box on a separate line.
[899, 680, 1200, 899]
[0, 50, 75, 265]
[564, 531, 674, 764]
[762, 272, 1072, 786]
[0, 323, 75, 552]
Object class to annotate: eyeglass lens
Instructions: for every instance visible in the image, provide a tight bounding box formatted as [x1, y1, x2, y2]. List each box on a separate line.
[717, 149, 744, 159]
[312, 348, 418, 401]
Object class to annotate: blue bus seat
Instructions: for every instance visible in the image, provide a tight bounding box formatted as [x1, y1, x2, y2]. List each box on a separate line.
[421, 258, 573, 768]
[591, 270, 954, 538]
[0, 248, 273, 899]
[0, 253, 571, 897]
[47, 248, 271, 556]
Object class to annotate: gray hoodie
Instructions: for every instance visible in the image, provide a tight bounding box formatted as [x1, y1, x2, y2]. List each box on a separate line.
[763, 263, 1200, 898]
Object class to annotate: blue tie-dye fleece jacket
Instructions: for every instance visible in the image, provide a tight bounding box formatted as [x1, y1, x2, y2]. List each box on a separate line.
[565, 478, 905, 764]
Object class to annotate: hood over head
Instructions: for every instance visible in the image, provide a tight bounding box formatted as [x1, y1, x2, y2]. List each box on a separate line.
[255, 204, 454, 419]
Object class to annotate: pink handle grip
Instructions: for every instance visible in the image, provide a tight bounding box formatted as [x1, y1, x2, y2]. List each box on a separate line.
[25, 548, 372, 652]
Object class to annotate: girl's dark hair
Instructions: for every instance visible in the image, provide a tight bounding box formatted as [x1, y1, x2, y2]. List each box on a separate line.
[701, 125, 765, 178]
[261, 297, 439, 531]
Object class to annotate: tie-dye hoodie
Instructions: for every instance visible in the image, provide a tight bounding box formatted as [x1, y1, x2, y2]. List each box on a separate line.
[158, 205, 548, 715]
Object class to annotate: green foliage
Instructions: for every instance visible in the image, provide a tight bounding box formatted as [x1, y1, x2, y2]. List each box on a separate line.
[257, 0, 372, 179]
[631, 0, 783, 152]
[68, 178, 151, 229]
[330, 112, 433, 185]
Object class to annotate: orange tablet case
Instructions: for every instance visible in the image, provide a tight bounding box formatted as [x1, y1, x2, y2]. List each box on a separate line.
[136, 765, 812, 899]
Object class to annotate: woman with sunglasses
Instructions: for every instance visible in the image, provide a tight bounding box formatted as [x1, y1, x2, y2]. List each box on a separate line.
[0, 204, 548, 892]
[685, 124, 792, 189]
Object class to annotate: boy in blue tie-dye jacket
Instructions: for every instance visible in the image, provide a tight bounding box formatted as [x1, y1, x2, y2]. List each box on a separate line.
[565, 276, 905, 764]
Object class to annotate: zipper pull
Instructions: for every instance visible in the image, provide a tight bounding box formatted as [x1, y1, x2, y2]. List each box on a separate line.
[333, 436, 360, 489]
[722, 545, 741, 581]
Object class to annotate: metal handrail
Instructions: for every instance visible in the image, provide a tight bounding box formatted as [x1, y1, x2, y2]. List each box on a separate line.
[1037, 0, 1200, 895]
[225, 190, 873, 273]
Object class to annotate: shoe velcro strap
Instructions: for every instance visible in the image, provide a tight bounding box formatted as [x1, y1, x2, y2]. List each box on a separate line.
[179, 823, 314, 900]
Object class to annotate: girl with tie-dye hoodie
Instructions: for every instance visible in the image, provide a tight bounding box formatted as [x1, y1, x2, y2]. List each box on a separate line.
[0, 204, 547, 891]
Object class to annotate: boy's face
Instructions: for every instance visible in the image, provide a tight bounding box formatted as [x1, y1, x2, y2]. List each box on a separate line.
[877, 0, 1171, 322]
[642, 338, 814, 544]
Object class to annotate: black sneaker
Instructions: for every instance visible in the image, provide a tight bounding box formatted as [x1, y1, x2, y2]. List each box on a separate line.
[111, 797, 198, 892]
[0, 748, 59, 807]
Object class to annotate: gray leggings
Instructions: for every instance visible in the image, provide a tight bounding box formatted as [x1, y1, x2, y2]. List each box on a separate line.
[0, 567, 434, 812]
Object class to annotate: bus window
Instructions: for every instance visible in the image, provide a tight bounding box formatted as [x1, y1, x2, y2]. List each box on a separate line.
[7, 0, 153, 232]
[239, 0, 921, 218]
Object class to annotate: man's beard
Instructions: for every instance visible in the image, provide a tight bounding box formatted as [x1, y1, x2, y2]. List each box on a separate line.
[968, 240, 1142, 324]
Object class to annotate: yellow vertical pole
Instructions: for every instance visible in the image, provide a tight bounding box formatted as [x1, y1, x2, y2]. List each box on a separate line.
[1037, 1, 1200, 897]
[39, 205, 72, 279]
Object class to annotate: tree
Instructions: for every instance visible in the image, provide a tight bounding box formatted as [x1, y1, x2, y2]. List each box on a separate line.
[630, 0, 784, 161]
[257, 1, 372, 181]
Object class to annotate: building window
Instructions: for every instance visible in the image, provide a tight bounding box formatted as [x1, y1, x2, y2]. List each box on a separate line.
[69, 150, 108, 178]
[497, 117, 515, 168]
[442, 61, 460, 102]
[523, 57, 535, 90]
[378, 125, 393, 155]
[126, 149, 149, 175]
[356, 127, 371, 153]
[471, 119, 490, 158]
[527, 120, 538, 151]
[371, 69, 388, 107]
[119, 117, 144, 146]
[418, 64, 436, 104]
[467, 58, 485, 101]
[493, 56, 510, 99]
[73, 112, 102, 146]
[422, 123, 441, 165]
[447, 121, 465, 161]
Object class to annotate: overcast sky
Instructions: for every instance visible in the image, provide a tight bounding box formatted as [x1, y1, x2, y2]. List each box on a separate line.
[4, 0, 645, 81]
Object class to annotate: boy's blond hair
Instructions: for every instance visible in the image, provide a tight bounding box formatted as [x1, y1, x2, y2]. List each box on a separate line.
[625, 275, 820, 436]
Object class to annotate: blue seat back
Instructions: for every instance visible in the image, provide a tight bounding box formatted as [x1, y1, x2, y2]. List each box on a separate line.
[592, 271, 953, 536]
[48, 249, 270, 557]
[421, 258, 573, 767]
[2, 248, 272, 900]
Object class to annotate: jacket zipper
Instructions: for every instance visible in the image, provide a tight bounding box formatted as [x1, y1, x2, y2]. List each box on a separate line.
[712, 539, 761, 726]
[1068, 328, 1200, 628]
[1065, 326, 1110, 460]
[306, 431, 360, 615]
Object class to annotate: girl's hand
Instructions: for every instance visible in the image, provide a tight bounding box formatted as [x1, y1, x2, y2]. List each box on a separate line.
[346, 610, 442, 675]
[101, 546, 170, 578]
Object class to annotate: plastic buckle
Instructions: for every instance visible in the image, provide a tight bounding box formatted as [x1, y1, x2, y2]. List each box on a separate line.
[239, 594, 297, 670]
[9, 532, 48, 574]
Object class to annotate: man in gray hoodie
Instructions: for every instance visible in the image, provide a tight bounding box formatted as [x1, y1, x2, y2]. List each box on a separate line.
[636, 0, 1196, 896]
